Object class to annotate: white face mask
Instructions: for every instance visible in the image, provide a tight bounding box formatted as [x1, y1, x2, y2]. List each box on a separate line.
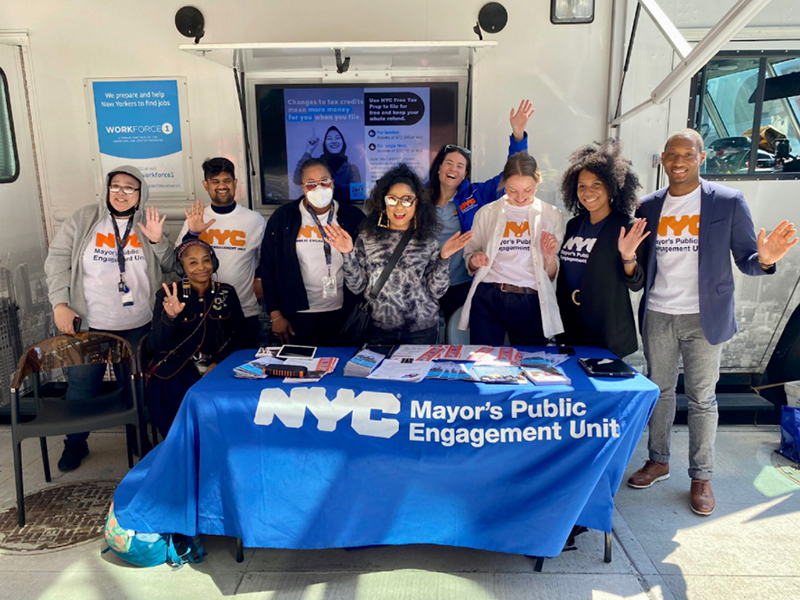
[306, 186, 333, 209]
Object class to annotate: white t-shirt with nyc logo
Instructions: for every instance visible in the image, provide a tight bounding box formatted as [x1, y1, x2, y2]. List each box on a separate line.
[648, 185, 701, 314]
[482, 203, 538, 290]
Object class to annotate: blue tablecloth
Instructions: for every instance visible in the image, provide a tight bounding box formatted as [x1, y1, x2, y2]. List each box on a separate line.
[114, 347, 659, 558]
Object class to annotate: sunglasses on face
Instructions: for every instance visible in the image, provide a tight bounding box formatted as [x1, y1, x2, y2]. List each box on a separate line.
[444, 144, 471, 157]
[302, 178, 334, 192]
[385, 195, 416, 208]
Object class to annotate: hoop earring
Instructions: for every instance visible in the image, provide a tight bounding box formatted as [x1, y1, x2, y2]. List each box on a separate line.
[378, 211, 390, 228]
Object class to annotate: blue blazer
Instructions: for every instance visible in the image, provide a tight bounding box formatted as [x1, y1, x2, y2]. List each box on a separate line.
[636, 179, 774, 345]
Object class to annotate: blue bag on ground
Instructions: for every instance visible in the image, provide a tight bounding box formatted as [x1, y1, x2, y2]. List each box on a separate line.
[103, 502, 207, 568]
[777, 406, 800, 463]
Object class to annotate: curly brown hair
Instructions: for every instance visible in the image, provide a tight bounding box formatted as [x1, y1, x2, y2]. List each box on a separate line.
[560, 141, 641, 216]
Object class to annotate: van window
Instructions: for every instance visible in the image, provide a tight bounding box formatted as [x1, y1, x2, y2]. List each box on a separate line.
[0, 67, 20, 183]
[690, 52, 800, 178]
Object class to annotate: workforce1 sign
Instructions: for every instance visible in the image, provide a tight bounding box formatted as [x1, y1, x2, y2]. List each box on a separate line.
[92, 80, 185, 192]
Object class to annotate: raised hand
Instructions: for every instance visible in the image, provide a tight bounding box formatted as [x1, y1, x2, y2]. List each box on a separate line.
[757, 220, 798, 265]
[468, 251, 490, 271]
[510, 99, 535, 142]
[162, 282, 186, 319]
[441, 231, 473, 260]
[137, 206, 167, 243]
[54, 303, 79, 334]
[306, 127, 320, 154]
[322, 224, 354, 254]
[618, 218, 650, 261]
[540, 230, 559, 261]
[184, 200, 216, 235]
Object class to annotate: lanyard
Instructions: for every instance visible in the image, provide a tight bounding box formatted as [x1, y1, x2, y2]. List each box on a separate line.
[307, 203, 335, 268]
[111, 217, 134, 289]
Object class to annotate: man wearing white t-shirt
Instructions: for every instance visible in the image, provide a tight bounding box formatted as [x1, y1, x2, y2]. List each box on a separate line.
[627, 129, 797, 515]
[178, 158, 266, 347]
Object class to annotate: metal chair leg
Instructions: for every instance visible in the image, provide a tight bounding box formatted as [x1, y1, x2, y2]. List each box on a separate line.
[531, 556, 544, 572]
[13, 441, 25, 528]
[604, 531, 612, 563]
[235, 537, 244, 563]
[40, 438, 51, 483]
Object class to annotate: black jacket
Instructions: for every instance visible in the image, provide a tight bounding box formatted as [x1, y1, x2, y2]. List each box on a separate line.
[261, 199, 364, 314]
[556, 210, 645, 358]
[148, 281, 246, 379]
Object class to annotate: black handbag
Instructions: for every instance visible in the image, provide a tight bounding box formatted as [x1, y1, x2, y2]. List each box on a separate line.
[340, 228, 414, 345]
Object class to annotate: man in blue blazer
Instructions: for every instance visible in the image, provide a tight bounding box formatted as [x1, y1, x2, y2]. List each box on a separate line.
[627, 129, 797, 516]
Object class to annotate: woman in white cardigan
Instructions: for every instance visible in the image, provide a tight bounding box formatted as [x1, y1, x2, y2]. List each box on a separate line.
[458, 152, 565, 345]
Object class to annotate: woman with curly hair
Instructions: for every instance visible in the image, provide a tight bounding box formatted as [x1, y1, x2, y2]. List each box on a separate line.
[323, 164, 472, 344]
[556, 141, 650, 357]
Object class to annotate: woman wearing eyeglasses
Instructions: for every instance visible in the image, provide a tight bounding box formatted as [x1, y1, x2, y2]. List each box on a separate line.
[323, 164, 472, 344]
[44, 165, 174, 472]
[428, 99, 534, 322]
[458, 152, 564, 346]
[261, 158, 365, 346]
[293, 125, 362, 202]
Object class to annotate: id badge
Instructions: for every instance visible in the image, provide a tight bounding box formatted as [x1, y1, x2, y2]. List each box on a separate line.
[322, 274, 337, 298]
[121, 288, 135, 307]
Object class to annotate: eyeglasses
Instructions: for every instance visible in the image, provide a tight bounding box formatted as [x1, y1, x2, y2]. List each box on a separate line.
[444, 144, 471, 157]
[385, 195, 416, 208]
[302, 178, 334, 192]
[108, 185, 140, 195]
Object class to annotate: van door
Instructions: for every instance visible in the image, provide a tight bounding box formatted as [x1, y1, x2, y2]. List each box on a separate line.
[0, 42, 52, 405]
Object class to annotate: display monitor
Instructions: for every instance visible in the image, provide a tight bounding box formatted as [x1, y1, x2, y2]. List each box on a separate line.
[255, 82, 460, 204]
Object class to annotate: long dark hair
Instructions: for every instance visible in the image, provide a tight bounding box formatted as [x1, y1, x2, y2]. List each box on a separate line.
[560, 141, 641, 216]
[321, 126, 348, 174]
[362, 163, 440, 240]
[427, 145, 472, 202]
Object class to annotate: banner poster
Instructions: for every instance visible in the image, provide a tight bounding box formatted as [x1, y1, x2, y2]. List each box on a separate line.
[284, 87, 430, 201]
[92, 80, 185, 192]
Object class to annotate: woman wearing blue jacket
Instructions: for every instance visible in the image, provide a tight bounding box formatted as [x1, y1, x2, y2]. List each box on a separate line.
[428, 99, 534, 321]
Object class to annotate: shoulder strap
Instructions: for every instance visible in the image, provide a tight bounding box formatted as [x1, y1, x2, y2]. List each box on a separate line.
[367, 228, 414, 300]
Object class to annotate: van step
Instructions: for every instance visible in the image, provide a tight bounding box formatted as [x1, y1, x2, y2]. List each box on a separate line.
[675, 393, 774, 411]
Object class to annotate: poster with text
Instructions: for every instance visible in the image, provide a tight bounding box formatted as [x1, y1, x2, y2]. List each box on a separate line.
[92, 80, 185, 193]
[284, 87, 430, 202]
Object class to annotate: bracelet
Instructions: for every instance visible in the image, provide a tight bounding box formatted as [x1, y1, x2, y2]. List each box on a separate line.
[758, 259, 775, 269]
[187, 229, 201, 237]
[621, 253, 637, 266]
[270, 315, 285, 323]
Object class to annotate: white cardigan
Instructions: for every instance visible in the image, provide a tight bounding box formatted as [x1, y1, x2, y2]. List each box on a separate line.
[458, 196, 565, 339]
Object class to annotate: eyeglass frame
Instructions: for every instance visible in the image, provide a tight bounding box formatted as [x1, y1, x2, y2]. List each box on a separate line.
[302, 177, 334, 192]
[443, 144, 471, 157]
[384, 194, 417, 208]
[108, 185, 141, 195]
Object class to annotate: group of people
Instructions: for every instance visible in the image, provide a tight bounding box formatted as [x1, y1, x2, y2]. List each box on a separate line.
[46, 100, 797, 517]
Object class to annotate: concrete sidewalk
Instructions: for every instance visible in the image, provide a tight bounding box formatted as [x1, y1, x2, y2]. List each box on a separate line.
[0, 425, 797, 600]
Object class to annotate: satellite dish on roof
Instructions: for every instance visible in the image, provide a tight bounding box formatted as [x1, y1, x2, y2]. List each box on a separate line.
[175, 6, 205, 44]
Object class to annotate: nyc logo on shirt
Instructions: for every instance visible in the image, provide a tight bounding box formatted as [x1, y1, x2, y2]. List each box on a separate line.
[656, 214, 699, 254]
[296, 225, 325, 246]
[92, 232, 144, 264]
[498, 221, 531, 253]
[199, 229, 247, 251]
[560, 235, 595, 264]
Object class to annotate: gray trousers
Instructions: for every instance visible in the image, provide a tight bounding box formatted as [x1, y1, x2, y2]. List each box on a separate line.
[643, 310, 721, 481]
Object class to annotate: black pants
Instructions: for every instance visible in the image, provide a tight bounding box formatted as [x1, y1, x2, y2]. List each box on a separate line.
[439, 281, 471, 324]
[282, 308, 348, 347]
[469, 283, 546, 346]
[242, 315, 261, 349]
[146, 367, 201, 438]
[367, 324, 439, 345]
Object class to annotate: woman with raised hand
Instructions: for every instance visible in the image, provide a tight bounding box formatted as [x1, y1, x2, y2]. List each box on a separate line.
[146, 239, 246, 436]
[44, 166, 174, 472]
[428, 99, 534, 322]
[556, 141, 649, 357]
[262, 158, 364, 346]
[458, 152, 564, 346]
[293, 126, 362, 202]
[323, 163, 472, 345]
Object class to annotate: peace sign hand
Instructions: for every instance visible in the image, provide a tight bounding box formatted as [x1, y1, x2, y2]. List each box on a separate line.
[162, 282, 186, 319]
[137, 206, 167, 243]
[322, 224, 354, 254]
[618, 218, 650, 261]
[184, 200, 216, 235]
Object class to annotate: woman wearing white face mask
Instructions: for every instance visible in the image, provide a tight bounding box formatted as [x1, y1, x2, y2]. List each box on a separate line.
[261, 159, 365, 346]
